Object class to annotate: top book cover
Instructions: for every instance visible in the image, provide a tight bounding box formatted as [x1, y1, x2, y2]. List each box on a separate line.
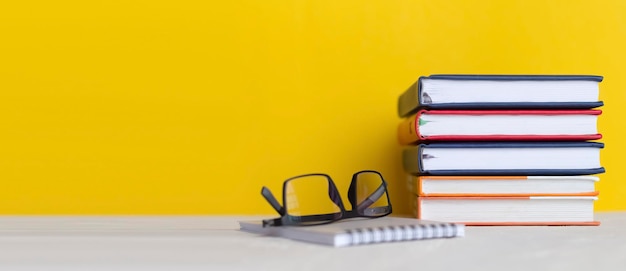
[397, 74, 604, 118]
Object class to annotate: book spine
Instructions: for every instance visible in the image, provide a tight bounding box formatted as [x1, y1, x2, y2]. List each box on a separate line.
[402, 146, 423, 175]
[397, 112, 421, 145]
[344, 223, 464, 246]
[397, 79, 421, 118]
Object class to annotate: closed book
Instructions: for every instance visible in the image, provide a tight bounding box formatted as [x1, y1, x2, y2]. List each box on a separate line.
[397, 74, 603, 117]
[408, 176, 599, 197]
[413, 196, 599, 226]
[402, 142, 605, 176]
[397, 109, 602, 145]
[239, 217, 464, 247]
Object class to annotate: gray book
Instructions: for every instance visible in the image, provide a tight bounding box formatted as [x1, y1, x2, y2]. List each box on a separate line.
[239, 217, 464, 247]
[397, 75, 603, 118]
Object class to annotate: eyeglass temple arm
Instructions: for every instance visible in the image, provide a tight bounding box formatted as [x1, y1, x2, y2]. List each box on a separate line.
[263, 213, 338, 227]
[261, 187, 285, 216]
[356, 183, 387, 212]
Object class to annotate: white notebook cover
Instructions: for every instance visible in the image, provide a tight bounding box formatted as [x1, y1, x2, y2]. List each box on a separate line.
[239, 217, 464, 247]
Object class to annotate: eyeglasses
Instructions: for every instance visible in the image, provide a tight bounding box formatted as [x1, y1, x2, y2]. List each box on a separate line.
[261, 170, 392, 227]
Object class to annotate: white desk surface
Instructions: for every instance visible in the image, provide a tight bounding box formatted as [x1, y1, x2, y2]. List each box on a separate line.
[1, 212, 625, 271]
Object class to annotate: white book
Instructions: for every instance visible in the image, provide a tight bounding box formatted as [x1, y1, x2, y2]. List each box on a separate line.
[414, 196, 598, 226]
[240, 217, 464, 247]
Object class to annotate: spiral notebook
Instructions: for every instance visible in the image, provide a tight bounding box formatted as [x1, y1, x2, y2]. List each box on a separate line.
[239, 217, 464, 247]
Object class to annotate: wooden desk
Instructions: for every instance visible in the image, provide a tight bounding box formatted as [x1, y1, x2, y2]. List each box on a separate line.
[1, 212, 625, 270]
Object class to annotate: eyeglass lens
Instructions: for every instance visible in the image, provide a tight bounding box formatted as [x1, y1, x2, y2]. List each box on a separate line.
[354, 171, 390, 216]
[285, 175, 343, 225]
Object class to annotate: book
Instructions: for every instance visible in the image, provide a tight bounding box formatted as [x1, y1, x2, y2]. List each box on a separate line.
[397, 74, 604, 117]
[407, 175, 599, 197]
[412, 196, 599, 226]
[239, 217, 464, 247]
[397, 109, 602, 145]
[402, 142, 605, 176]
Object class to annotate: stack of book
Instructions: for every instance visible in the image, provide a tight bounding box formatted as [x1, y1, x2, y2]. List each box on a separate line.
[396, 75, 605, 225]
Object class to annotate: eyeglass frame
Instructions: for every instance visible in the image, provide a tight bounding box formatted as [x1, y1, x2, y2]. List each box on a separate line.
[261, 170, 392, 227]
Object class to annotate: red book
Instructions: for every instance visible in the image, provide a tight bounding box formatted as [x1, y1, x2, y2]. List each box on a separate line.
[398, 109, 602, 144]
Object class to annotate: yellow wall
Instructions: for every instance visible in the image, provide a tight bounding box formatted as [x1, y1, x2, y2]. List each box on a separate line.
[1, 0, 624, 214]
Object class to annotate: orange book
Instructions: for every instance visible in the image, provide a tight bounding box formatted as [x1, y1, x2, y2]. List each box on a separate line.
[408, 175, 599, 197]
[413, 195, 600, 226]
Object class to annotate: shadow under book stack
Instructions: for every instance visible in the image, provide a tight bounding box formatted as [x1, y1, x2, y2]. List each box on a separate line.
[396, 74, 605, 225]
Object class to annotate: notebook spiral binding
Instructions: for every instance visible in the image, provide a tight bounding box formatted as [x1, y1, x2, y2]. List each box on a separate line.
[345, 223, 462, 245]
